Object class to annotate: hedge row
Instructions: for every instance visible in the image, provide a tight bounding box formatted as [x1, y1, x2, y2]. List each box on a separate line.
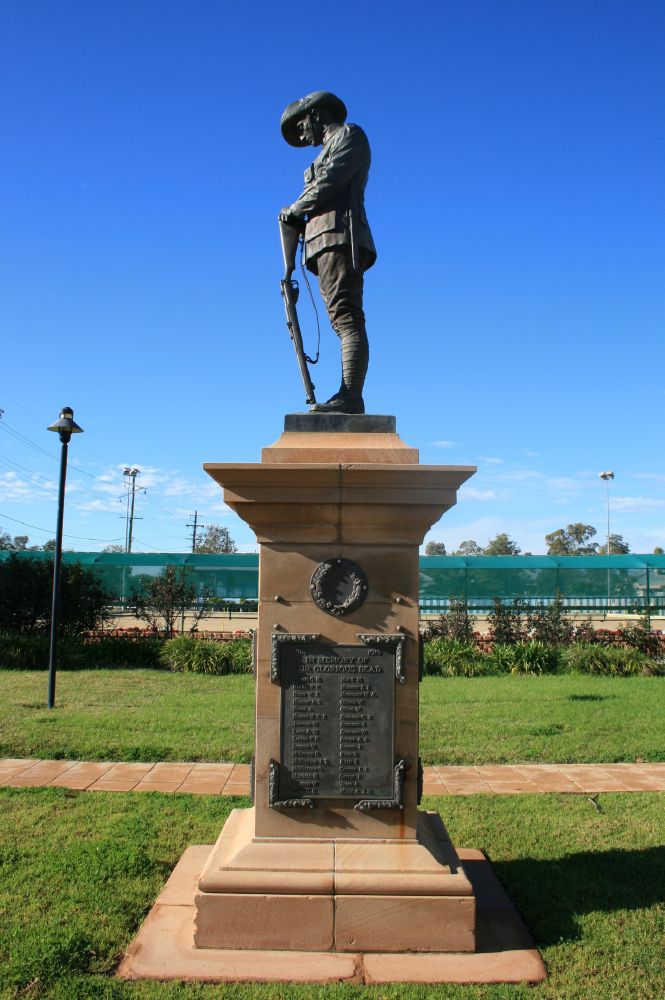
[1, 632, 663, 676]
[0, 633, 254, 674]
[423, 638, 665, 677]
[0, 634, 166, 670]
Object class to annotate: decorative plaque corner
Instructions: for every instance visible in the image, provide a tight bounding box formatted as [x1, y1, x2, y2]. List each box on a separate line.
[354, 758, 407, 811]
[268, 759, 314, 809]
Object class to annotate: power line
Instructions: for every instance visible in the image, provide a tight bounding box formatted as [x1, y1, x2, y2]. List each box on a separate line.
[130, 535, 184, 552]
[0, 511, 124, 543]
[0, 449, 131, 512]
[0, 416, 99, 481]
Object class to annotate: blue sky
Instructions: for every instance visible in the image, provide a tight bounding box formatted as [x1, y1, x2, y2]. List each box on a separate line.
[1, 0, 663, 554]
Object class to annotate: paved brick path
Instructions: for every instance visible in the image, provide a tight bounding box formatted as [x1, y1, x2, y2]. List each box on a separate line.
[2, 758, 664, 795]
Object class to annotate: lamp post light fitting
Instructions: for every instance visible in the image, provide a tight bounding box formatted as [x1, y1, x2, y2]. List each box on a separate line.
[46, 407, 84, 709]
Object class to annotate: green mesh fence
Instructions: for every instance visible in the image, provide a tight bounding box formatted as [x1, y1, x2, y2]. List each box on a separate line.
[1, 552, 664, 613]
[419, 555, 665, 613]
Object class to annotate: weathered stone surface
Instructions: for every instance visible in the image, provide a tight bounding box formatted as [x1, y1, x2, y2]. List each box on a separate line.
[117, 846, 545, 983]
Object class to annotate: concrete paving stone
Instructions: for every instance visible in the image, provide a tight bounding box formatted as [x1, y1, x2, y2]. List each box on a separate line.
[568, 780, 634, 792]
[228, 764, 251, 779]
[514, 777, 580, 792]
[144, 763, 195, 780]
[96, 763, 155, 780]
[474, 766, 525, 780]
[221, 783, 251, 796]
[611, 775, 665, 790]
[6, 774, 67, 787]
[133, 782, 185, 793]
[49, 778, 99, 790]
[3, 758, 664, 798]
[50, 762, 114, 781]
[86, 779, 143, 792]
[0, 768, 32, 783]
[188, 763, 235, 773]
[0, 758, 37, 770]
[19, 760, 77, 778]
[185, 770, 234, 781]
[175, 786, 222, 796]
[437, 776, 492, 787]
[178, 780, 230, 795]
[482, 782, 540, 794]
[436, 779, 493, 792]
[513, 766, 579, 785]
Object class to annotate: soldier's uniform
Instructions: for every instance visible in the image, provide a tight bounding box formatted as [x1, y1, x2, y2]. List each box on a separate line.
[281, 93, 376, 412]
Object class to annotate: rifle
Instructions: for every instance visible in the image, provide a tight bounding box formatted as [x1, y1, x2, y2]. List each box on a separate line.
[279, 219, 317, 406]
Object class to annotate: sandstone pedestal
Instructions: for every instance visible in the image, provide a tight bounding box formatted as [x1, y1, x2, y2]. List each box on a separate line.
[194, 414, 477, 954]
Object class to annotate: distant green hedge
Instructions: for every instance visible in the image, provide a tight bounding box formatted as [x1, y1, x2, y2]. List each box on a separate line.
[423, 637, 664, 677]
[2, 632, 662, 677]
[0, 634, 164, 670]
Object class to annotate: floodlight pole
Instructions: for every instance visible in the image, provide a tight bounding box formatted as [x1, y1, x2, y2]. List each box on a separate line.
[599, 471, 614, 611]
[47, 407, 83, 709]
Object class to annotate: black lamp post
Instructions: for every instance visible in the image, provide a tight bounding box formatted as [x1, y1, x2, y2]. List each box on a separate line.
[46, 406, 83, 709]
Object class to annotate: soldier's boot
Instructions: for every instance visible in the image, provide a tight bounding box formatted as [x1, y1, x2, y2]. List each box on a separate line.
[310, 330, 368, 414]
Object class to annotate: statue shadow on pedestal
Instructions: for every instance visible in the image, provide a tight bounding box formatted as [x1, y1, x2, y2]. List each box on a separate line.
[485, 845, 665, 946]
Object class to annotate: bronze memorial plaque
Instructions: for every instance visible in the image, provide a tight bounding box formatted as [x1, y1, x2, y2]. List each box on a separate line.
[276, 639, 396, 802]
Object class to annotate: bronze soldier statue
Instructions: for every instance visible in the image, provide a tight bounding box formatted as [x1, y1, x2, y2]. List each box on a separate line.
[279, 91, 376, 414]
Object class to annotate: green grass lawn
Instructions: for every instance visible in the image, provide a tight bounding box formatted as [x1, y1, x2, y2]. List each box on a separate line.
[1, 670, 664, 765]
[0, 787, 663, 999]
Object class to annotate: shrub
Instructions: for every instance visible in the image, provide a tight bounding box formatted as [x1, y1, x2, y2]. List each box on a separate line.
[423, 638, 494, 677]
[491, 641, 561, 675]
[619, 611, 664, 657]
[160, 636, 252, 675]
[0, 633, 164, 670]
[526, 592, 574, 646]
[562, 643, 663, 677]
[0, 555, 111, 634]
[487, 597, 529, 645]
[131, 566, 212, 636]
[427, 597, 475, 643]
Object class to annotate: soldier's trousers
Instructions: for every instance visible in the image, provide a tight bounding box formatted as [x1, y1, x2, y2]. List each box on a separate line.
[315, 248, 369, 397]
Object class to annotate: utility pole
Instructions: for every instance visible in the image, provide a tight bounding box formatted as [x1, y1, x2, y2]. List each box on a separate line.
[123, 467, 142, 553]
[187, 510, 204, 552]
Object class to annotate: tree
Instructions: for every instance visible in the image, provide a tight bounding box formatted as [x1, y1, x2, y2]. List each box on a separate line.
[483, 533, 521, 556]
[487, 596, 528, 644]
[102, 544, 125, 553]
[654, 547, 664, 555]
[40, 539, 57, 552]
[430, 596, 474, 643]
[195, 524, 237, 554]
[452, 540, 483, 556]
[597, 534, 630, 555]
[425, 541, 446, 556]
[526, 591, 574, 645]
[132, 565, 211, 635]
[0, 532, 30, 551]
[545, 523, 598, 555]
[0, 554, 110, 634]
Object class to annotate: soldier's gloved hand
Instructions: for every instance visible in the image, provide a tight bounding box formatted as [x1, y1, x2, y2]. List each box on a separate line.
[278, 206, 303, 228]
